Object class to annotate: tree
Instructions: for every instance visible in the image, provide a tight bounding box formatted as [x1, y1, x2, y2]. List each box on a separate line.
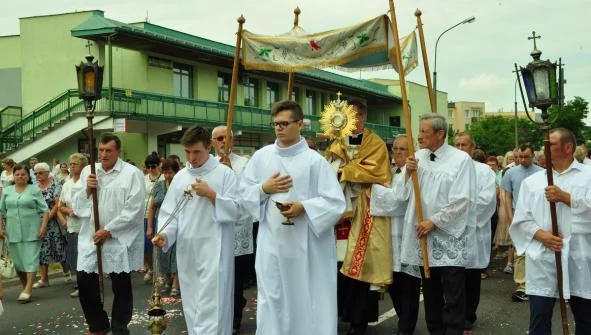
[548, 96, 589, 142]
[447, 124, 457, 145]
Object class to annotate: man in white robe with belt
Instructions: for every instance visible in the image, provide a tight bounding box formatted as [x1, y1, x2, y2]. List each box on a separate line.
[397, 114, 476, 335]
[370, 134, 421, 335]
[211, 125, 254, 335]
[453, 132, 497, 332]
[153, 126, 241, 335]
[74, 133, 146, 335]
[510, 128, 591, 335]
[239, 100, 346, 335]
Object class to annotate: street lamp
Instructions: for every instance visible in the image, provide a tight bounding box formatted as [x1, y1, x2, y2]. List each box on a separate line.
[433, 16, 476, 93]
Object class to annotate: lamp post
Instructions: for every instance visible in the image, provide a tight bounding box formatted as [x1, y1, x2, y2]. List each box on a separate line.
[515, 31, 568, 335]
[75, 53, 105, 302]
[433, 16, 475, 93]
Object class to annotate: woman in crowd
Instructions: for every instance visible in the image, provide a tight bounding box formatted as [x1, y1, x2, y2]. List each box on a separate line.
[0, 158, 15, 196]
[146, 158, 180, 295]
[143, 152, 164, 283]
[494, 151, 515, 274]
[53, 162, 70, 185]
[0, 164, 49, 303]
[57, 153, 87, 298]
[33, 163, 68, 288]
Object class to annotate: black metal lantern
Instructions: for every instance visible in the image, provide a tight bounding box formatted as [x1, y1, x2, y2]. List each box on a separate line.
[520, 48, 558, 110]
[75, 54, 104, 101]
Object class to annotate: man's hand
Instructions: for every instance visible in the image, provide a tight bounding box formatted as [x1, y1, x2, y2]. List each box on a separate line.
[545, 185, 571, 205]
[416, 219, 436, 238]
[93, 229, 111, 245]
[60, 206, 75, 217]
[262, 172, 292, 194]
[86, 174, 98, 196]
[279, 201, 305, 219]
[405, 157, 418, 181]
[152, 234, 168, 248]
[38, 226, 47, 239]
[534, 229, 563, 252]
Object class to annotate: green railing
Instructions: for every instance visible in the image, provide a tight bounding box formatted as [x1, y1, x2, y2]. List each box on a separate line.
[0, 87, 404, 153]
[0, 106, 22, 133]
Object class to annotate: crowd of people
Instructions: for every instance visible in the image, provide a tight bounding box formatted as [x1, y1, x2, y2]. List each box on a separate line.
[0, 99, 591, 335]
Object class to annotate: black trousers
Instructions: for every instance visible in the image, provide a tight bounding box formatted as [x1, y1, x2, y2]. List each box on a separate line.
[421, 266, 465, 335]
[77, 271, 133, 335]
[233, 255, 248, 331]
[465, 268, 483, 327]
[388, 271, 421, 334]
[530, 295, 591, 335]
[340, 270, 379, 326]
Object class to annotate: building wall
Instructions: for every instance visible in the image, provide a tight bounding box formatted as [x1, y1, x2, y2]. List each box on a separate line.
[19, 11, 98, 114]
[449, 101, 486, 131]
[0, 68, 22, 107]
[36, 135, 81, 165]
[118, 132, 148, 166]
[0, 35, 21, 68]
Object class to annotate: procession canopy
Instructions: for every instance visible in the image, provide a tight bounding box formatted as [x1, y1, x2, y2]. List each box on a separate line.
[241, 14, 418, 75]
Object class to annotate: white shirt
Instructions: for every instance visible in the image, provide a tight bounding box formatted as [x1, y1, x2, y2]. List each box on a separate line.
[394, 144, 477, 267]
[73, 159, 146, 273]
[59, 177, 86, 233]
[510, 160, 591, 299]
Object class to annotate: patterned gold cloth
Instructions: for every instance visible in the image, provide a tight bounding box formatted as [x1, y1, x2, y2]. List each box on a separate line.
[325, 128, 393, 286]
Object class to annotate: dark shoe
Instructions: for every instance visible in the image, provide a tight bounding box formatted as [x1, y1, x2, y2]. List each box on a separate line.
[512, 290, 528, 302]
[347, 324, 367, 335]
[84, 328, 110, 335]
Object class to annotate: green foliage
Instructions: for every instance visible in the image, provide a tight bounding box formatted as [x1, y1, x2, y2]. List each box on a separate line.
[548, 96, 589, 143]
[447, 124, 456, 145]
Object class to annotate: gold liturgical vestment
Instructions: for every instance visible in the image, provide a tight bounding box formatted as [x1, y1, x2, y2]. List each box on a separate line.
[325, 128, 393, 286]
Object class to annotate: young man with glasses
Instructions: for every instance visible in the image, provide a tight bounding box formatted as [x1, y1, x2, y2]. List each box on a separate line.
[324, 100, 392, 335]
[239, 100, 345, 335]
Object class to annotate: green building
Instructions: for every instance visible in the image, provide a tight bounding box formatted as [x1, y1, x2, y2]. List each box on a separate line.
[0, 10, 444, 165]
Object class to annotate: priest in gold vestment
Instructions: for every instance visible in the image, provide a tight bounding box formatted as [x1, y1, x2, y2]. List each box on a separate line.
[324, 100, 392, 335]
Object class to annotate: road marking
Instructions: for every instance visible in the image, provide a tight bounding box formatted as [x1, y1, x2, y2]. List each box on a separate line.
[369, 294, 424, 326]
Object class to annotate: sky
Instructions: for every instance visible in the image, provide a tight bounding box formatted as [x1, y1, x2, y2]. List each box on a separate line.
[1, 0, 589, 121]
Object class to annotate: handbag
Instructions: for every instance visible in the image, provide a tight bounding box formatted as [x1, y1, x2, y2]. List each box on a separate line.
[0, 240, 16, 279]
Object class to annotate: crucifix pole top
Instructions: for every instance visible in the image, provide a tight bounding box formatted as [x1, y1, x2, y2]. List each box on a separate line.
[336, 91, 342, 101]
[85, 41, 93, 54]
[294, 7, 301, 27]
[528, 31, 541, 50]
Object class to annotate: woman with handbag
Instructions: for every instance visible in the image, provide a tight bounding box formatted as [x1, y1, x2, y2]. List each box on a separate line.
[0, 164, 49, 303]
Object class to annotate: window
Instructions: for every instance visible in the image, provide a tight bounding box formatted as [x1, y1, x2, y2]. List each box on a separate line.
[448, 110, 454, 118]
[464, 109, 470, 119]
[471, 109, 482, 118]
[243, 77, 259, 106]
[217, 72, 231, 102]
[266, 82, 279, 108]
[305, 90, 316, 115]
[173, 63, 193, 98]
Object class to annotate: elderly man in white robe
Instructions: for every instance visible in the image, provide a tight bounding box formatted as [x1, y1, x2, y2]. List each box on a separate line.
[398, 114, 476, 335]
[211, 125, 254, 335]
[370, 134, 422, 335]
[454, 132, 497, 332]
[74, 133, 146, 335]
[152, 126, 241, 335]
[240, 100, 346, 335]
[510, 128, 591, 335]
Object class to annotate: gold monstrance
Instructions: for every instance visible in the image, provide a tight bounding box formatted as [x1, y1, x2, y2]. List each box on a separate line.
[319, 92, 358, 139]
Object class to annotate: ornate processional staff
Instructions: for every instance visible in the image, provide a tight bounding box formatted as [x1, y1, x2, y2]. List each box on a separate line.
[286, 7, 301, 100]
[515, 31, 568, 335]
[222, 15, 246, 166]
[75, 50, 106, 302]
[388, 0, 430, 278]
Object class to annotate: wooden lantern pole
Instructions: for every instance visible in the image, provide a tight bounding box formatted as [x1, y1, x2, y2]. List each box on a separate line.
[388, 0, 430, 278]
[223, 15, 246, 165]
[415, 9, 437, 114]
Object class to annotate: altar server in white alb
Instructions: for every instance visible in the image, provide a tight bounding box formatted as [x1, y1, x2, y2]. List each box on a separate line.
[369, 134, 422, 335]
[454, 132, 497, 332]
[152, 126, 241, 335]
[74, 133, 146, 335]
[210, 125, 254, 335]
[240, 100, 346, 335]
[398, 114, 476, 335]
[510, 128, 591, 335]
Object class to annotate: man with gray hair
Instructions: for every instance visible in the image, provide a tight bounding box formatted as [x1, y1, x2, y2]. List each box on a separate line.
[397, 113, 477, 334]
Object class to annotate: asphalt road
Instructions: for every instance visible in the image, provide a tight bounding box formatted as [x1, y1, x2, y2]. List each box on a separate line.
[0, 258, 576, 334]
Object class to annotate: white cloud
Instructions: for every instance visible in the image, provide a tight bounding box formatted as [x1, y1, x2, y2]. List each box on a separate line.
[458, 73, 503, 92]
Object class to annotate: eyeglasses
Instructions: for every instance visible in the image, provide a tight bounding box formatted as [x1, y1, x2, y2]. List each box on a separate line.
[146, 164, 158, 169]
[270, 120, 301, 129]
[392, 147, 409, 152]
[213, 136, 225, 142]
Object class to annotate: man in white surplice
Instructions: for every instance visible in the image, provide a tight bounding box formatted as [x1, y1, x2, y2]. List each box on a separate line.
[454, 132, 497, 332]
[211, 125, 254, 335]
[153, 126, 241, 335]
[369, 134, 421, 335]
[74, 133, 146, 335]
[397, 114, 476, 334]
[509, 128, 591, 335]
[239, 100, 346, 335]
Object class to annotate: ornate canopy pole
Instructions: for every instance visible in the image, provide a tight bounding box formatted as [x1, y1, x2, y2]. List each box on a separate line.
[388, 0, 430, 278]
[414, 10, 437, 114]
[222, 15, 246, 165]
[286, 7, 301, 100]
